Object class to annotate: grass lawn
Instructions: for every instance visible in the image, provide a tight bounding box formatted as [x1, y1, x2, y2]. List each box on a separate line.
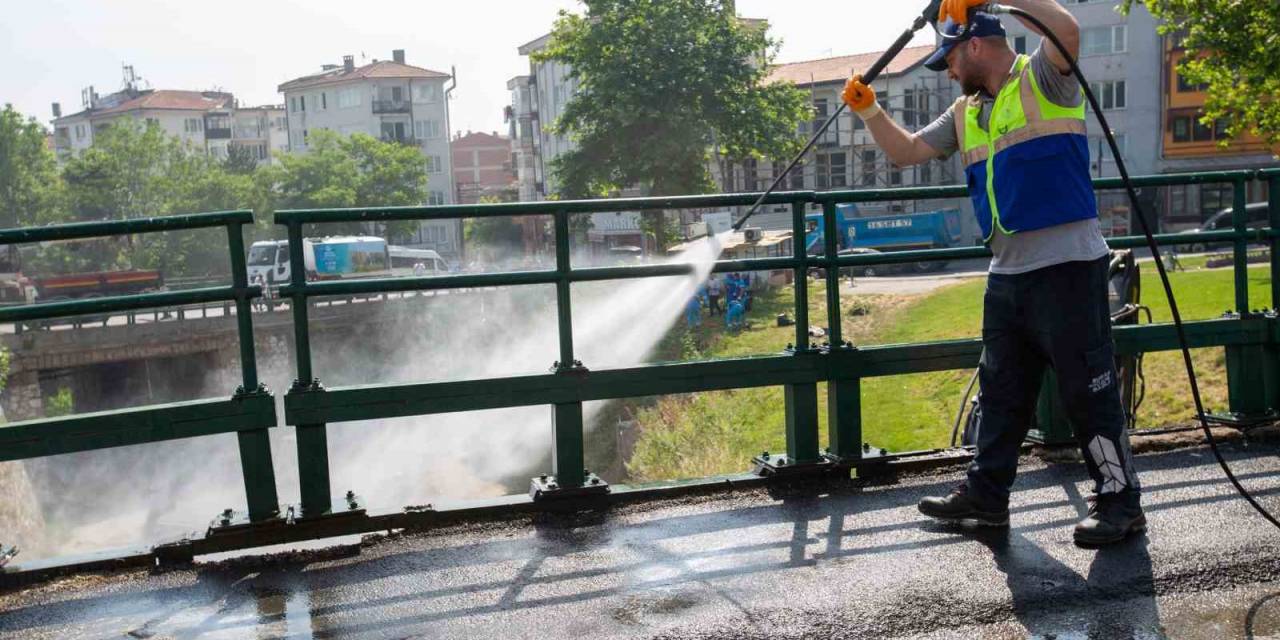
[626, 263, 1274, 483]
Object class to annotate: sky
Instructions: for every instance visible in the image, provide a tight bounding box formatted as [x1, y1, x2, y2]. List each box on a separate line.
[0, 0, 936, 135]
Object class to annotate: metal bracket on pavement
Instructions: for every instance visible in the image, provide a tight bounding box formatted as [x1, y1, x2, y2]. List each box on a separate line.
[823, 443, 892, 474]
[751, 452, 833, 477]
[530, 473, 610, 501]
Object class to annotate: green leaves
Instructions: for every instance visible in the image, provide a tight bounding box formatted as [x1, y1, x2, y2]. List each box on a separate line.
[0, 105, 63, 230]
[539, 0, 811, 201]
[1122, 0, 1280, 147]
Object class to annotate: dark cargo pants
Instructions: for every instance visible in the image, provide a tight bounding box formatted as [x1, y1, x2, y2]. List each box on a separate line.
[967, 255, 1141, 508]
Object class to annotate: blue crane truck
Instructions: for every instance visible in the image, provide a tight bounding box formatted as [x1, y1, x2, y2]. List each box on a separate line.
[805, 204, 964, 274]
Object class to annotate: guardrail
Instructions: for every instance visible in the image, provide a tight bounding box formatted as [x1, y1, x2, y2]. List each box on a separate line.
[274, 168, 1280, 516]
[0, 211, 282, 522]
[2, 169, 1278, 565]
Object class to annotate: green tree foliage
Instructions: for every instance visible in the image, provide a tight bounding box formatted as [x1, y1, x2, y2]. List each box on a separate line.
[0, 105, 63, 229]
[270, 130, 429, 241]
[537, 0, 811, 248]
[1122, 0, 1280, 146]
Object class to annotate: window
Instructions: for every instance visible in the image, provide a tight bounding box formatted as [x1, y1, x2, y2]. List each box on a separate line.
[1213, 118, 1229, 140]
[336, 88, 362, 109]
[1171, 115, 1191, 142]
[145, 117, 159, 127]
[1200, 185, 1231, 218]
[817, 152, 847, 189]
[74, 124, 85, 139]
[1091, 134, 1127, 163]
[743, 158, 759, 192]
[1081, 25, 1126, 56]
[919, 161, 932, 185]
[861, 150, 877, 187]
[1089, 81, 1126, 110]
[1192, 117, 1213, 142]
[1176, 71, 1209, 93]
[903, 89, 918, 127]
[290, 97, 297, 112]
[428, 191, 447, 206]
[890, 168, 902, 186]
[320, 92, 327, 110]
[425, 155, 444, 173]
[300, 96, 306, 112]
[1012, 35, 1027, 55]
[415, 83, 441, 103]
[414, 119, 442, 139]
[184, 118, 203, 133]
[789, 161, 806, 190]
[391, 86, 403, 103]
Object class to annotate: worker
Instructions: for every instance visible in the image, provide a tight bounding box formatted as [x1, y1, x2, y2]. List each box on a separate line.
[708, 276, 724, 316]
[725, 294, 746, 332]
[842, 0, 1142, 546]
[686, 294, 702, 329]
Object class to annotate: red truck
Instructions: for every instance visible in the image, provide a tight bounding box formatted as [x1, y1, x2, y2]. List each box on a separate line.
[30, 270, 165, 301]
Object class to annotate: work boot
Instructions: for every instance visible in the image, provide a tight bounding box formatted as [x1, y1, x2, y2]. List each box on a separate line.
[918, 483, 1009, 527]
[1073, 493, 1146, 546]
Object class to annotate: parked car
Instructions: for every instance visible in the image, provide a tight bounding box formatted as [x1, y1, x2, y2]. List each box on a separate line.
[810, 247, 908, 278]
[1179, 202, 1270, 253]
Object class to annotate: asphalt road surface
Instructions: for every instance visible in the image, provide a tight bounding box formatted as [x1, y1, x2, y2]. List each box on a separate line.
[4, 440, 1280, 639]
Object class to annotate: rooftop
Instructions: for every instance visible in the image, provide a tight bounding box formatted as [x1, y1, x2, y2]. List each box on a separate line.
[767, 44, 935, 86]
[278, 60, 451, 93]
[55, 90, 235, 123]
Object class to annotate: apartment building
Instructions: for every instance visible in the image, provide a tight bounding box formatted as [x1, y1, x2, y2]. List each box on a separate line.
[230, 106, 289, 165]
[506, 75, 542, 203]
[452, 131, 516, 204]
[52, 88, 238, 161]
[1159, 35, 1277, 227]
[278, 50, 461, 260]
[750, 46, 974, 237]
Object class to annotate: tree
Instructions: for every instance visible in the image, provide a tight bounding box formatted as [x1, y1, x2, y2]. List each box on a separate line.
[271, 130, 429, 240]
[1122, 0, 1280, 146]
[0, 105, 63, 229]
[536, 0, 811, 249]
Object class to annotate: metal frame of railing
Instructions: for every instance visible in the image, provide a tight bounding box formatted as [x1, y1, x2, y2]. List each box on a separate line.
[0, 211, 281, 522]
[0, 169, 1277, 570]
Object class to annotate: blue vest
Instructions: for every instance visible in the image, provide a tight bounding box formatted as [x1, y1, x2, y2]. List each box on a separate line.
[955, 55, 1097, 241]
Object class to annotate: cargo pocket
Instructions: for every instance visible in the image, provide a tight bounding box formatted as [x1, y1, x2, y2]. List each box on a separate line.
[1085, 344, 1116, 395]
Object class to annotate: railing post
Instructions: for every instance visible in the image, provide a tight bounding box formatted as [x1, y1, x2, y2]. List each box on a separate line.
[287, 222, 333, 516]
[1271, 172, 1280, 309]
[1233, 177, 1250, 314]
[534, 209, 600, 498]
[757, 201, 823, 474]
[1219, 175, 1276, 425]
[819, 199, 870, 469]
[821, 201, 843, 347]
[226, 222, 279, 522]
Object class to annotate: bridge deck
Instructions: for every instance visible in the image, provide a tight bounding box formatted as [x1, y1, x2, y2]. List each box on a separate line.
[3, 442, 1280, 639]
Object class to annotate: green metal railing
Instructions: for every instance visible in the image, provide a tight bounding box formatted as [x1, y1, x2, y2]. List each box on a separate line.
[0, 211, 282, 522]
[275, 168, 1280, 516]
[2, 170, 1277, 547]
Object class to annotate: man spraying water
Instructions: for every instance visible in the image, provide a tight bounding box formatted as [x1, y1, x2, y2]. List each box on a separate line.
[843, 0, 1144, 546]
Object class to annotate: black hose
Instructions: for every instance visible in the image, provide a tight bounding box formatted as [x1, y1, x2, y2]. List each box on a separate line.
[1001, 5, 1280, 530]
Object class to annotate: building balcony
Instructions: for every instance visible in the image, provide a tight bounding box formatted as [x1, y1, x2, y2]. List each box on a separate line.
[372, 100, 413, 114]
[380, 135, 419, 146]
[205, 128, 232, 140]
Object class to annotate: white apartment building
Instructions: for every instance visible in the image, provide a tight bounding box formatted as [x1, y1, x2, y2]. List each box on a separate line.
[52, 89, 240, 161]
[278, 50, 460, 260]
[231, 106, 289, 165]
[505, 75, 543, 203]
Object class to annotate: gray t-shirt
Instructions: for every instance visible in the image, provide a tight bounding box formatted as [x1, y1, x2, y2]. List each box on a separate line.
[917, 45, 1109, 275]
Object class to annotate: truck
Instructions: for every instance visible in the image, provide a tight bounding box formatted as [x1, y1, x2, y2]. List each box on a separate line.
[805, 204, 964, 273]
[248, 236, 392, 285]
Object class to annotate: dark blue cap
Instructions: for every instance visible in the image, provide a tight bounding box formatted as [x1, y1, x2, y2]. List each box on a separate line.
[924, 12, 1007, 72]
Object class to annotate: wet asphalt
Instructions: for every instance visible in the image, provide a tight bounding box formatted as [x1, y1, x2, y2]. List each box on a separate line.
[3, 441, 1280, 639]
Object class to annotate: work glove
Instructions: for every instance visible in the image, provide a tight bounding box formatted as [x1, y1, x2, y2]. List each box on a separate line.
[938, 0, 988, 26]
[842, 75, 882, 121]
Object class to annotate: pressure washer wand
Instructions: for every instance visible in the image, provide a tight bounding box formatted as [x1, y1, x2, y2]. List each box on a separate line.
[731, 0, 943, 232]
